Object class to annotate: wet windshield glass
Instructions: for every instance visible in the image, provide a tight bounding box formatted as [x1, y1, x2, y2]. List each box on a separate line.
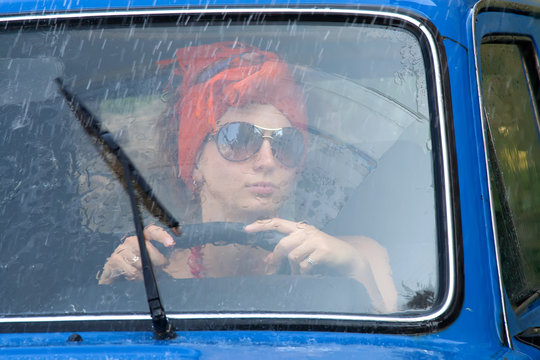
[0, 17, 439, 318]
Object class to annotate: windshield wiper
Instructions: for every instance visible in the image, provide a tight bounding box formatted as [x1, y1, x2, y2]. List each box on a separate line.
[55, 78, 177, 340]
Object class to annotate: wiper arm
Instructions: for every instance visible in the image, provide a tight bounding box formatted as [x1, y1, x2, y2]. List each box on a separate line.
[55, 78, 177, 340]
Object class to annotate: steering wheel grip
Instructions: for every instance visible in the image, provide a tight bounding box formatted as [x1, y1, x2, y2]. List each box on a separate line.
[153, 222, 283, 255]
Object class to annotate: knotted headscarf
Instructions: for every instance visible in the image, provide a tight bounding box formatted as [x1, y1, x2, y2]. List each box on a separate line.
[159, 41, 308, 190]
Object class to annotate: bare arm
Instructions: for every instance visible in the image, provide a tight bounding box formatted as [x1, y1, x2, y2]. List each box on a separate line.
[245, 218, 397, 313]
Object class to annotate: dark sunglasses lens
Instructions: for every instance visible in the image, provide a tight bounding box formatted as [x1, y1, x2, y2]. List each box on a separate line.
[271, 127, 305, 167]
[216, 122, 262, 161]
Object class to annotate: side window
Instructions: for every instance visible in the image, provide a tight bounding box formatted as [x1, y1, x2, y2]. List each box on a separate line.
[480, 38, 540, 308]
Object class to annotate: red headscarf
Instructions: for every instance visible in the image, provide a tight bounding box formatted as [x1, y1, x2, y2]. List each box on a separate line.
[159, 41, 308, 190]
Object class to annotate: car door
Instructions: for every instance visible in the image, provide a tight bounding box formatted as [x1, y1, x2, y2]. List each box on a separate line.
[475, 1, 540, 354]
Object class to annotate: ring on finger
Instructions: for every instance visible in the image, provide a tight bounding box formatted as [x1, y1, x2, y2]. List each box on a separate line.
[306, 257, 314, 266]
[297, 220, 310, 230]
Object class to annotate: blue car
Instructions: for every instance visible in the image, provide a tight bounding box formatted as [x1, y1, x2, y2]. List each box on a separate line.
[0, 0, 539, 358]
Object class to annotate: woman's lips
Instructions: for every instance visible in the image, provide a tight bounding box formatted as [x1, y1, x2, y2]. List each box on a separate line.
[247, 182, 278, 195]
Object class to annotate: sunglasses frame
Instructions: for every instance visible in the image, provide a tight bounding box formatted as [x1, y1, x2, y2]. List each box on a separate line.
[210, 122, 305, 168]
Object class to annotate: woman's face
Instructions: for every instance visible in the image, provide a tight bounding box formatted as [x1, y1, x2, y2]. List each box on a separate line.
[193, 104, 299, 222]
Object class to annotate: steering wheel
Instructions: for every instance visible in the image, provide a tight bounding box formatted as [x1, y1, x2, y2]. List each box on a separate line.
[3, 223, 373, 316]
[167, 222, 284, 252]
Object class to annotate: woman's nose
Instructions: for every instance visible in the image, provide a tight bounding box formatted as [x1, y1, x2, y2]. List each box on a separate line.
[252, 139, 277, 169]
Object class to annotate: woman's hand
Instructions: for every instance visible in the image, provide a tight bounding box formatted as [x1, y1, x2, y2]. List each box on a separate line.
[244, 218, 397, 312]
[245, 218, 363, 275]
[98, 225, 176, 285]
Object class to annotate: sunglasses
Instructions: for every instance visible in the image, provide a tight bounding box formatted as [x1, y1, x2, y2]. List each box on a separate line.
[210, 122, 305, 168]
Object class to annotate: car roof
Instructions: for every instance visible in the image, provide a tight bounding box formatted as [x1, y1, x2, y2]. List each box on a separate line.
[2, 0, 537, 50]
[0, 0, 471, 46]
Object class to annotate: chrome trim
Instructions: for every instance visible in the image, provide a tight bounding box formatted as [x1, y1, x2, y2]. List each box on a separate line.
[471, 0, 510, 347]
[0, 7, 456, 326]
[2, 315, 151, 323]
[471, 7, 512, 342]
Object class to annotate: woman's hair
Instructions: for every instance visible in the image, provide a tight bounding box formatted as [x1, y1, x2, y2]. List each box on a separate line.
[157, 41, 308, 191]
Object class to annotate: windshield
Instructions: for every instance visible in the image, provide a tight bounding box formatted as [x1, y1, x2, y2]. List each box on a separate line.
[0, 15, 444, 323]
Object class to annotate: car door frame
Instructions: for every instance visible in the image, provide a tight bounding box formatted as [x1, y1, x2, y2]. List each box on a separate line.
[473, 0, 540, 353]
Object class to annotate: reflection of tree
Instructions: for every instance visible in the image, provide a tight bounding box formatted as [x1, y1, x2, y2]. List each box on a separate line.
[491, 117, 540, 300]
[481, 42, 540, 302]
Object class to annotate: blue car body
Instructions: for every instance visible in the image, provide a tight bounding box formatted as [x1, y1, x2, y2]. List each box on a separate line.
[0, 0, 539, 358]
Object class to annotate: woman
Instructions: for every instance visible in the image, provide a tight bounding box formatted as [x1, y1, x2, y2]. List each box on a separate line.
[99, 42, 398, 313]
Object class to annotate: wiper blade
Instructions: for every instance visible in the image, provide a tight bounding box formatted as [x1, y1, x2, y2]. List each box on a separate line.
[55, 78, 177, 340]
[56, 80, 180, 231]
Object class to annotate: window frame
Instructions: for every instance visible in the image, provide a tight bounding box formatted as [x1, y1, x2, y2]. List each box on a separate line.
[473, 0, 540, 350]
[0, 7, 460, 334]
